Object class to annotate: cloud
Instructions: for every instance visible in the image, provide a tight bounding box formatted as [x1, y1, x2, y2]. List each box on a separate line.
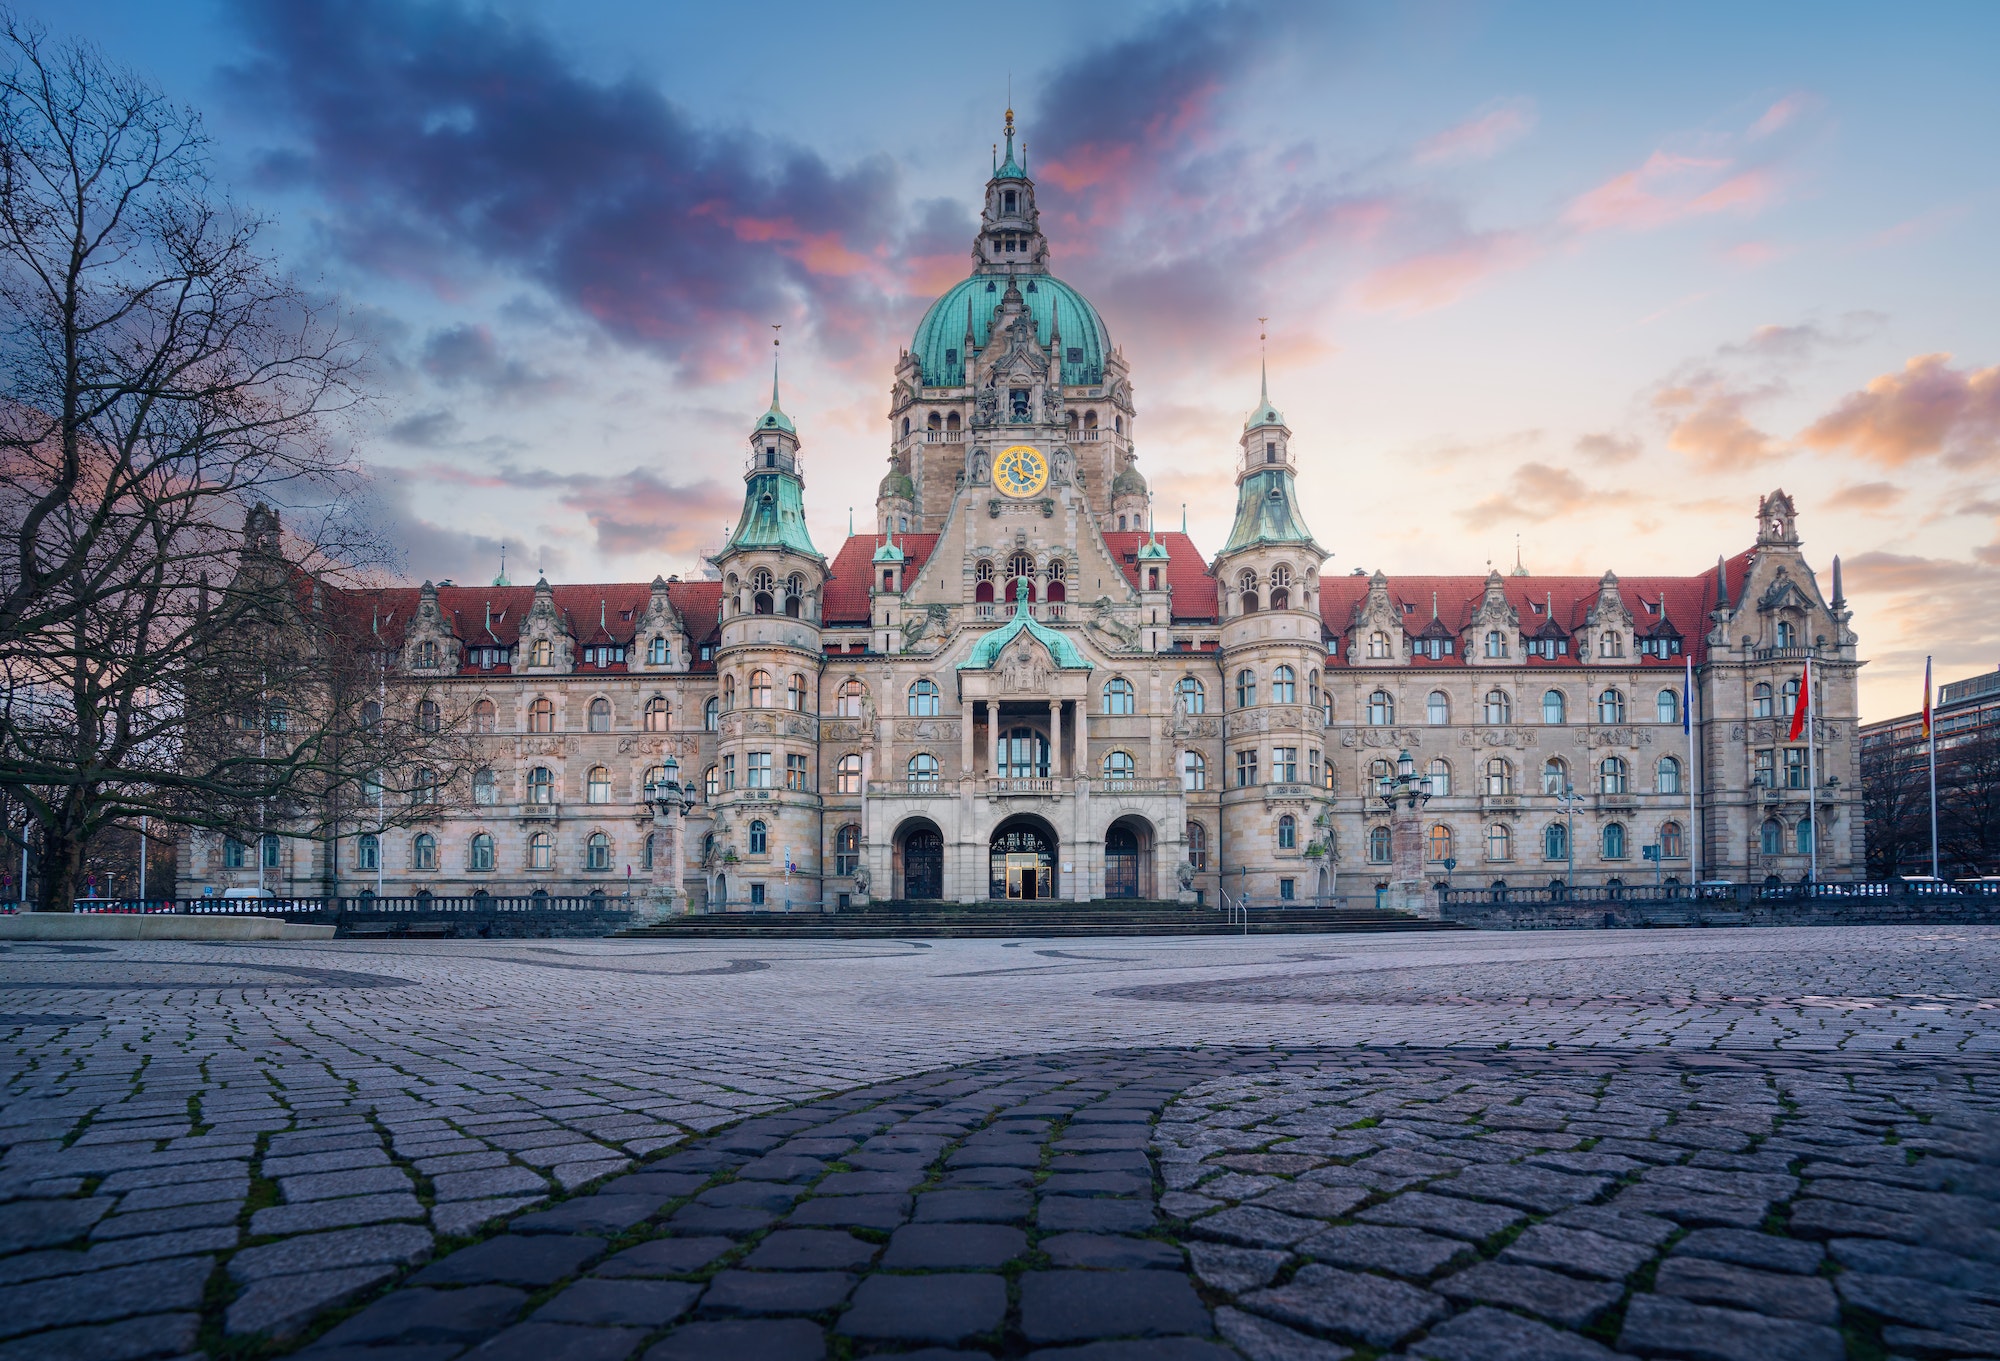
[1645, 317, 1884, 471]
[1458, 462, 1637, 525]
[1354, 230, 1536, 314]
[1824, 481, 1905, 512]
[351, 467, 566, 584]
[1565, 152, 1778, 234]
[420, 324, 561, 397]
[1574, 432, 1642, 464]
[1652, 381, 1781, 469]
[415, 460, 741, 559]
[227, 0, 911, 377]
[1798, 353, 2000, 467]
[1414, 99, 1537, 165]
[1749, 92, 1816, 140]
[1841, 548, 2000, 688]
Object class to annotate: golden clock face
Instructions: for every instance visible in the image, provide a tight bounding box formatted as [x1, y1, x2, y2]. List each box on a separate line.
[994, 444, 1049, 498]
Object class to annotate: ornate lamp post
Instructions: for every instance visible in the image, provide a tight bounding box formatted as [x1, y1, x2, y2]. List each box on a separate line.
[1375, 748, 1435, 918]
[643, 755, 689, 921]
[1553, 781, 1586, 895]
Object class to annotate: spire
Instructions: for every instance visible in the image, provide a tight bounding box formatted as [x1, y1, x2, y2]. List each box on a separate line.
[493, 542, 510, 588]
[996, 105, 1025, 179]
[753, 323, 795, 435]
[1244, 318, 1285, 431]
[1831, 554, 1845, 609]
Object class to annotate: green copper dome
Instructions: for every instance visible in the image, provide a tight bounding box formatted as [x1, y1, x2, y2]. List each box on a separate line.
[911, 274, 1111, 387]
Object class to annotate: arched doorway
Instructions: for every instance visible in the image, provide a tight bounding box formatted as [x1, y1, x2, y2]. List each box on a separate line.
[1105, 816, 1154, 899]
[896, 819, 944, 900]
[990, 816, 1057, 900]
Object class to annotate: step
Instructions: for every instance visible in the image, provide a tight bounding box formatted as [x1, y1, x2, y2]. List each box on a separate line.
[615, 908, 1465, 940]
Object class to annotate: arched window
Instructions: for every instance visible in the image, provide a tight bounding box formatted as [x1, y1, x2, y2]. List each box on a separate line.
[1237, 569, 1259, 614]
[723, 674, 736, 709]
[907, 753, 940, 783]
[1307, 670, 1320, 711]
[1427, 758, 1452, 797]
[1181, 750, 1206, 791]
[786, 575, 806, 619]
[1370, 758, 1393, 792]
[1661, 821, 1685, 858]
[644, 696, 669, 731]
[1104, 750, 1137, 780]
[413, 698, 439, 734]
[588, 697, 611, 732]
[529, 831, 553, 870]
[1273, 666, 1296, 704]
[1795, 817, 1813, 855]
[1427, 691, 1450, 725]
[1485, 757, 1513, 796]
[1484, 690, 1511, 724]
[1104, 677, 1135, 715]
[837, 679, 866, 717]
[748, 820, 768, 856]
[1753, 682, 1774, 718]
[1600, 756, 1628, 794]
[411, 768, 439, 805]
[1761, 818, 1782, 854]
[1657, 689, 1679, 725]
[1598, 689, 1626, 724]
[835, 824, 862, 876]
[1236, 669, 1257, 707]
[413, 833, 437, 872]
[643, 764, 666, 793]
[1542, 756, 1569, 795]
[470, 832, 494, 872]
[1321, 687, 1334, 727]
[529, 638, 553, 667]
[908, 679, 940, 716]
[648, 636, 669, 665]
[356, 833, 379, 871]
[529, 697, 555, 732]
[642, 832, 654, 870]
[1367, 690, 1394, 726]
[1186, 821, 1208, 872]
[749, 670, 772, 707]
[472, 699, 496, 733]
[1487, 824, 1512, 861]
[836, 754, 863, 794]
[1602, 823, 1627, 858]
[1175, 677, 1205, 714]
[1781, 676, 1800, 716]
[1657, 756, 1682, 795]
[1427, 825, 1452, 861]
[587, 766, 611, 804]
[527, 767, 554, 804]
[751, 567, 775, 616]
[1368, 826, 1392, 862]
[704, 697, 720, 731]
[1485, 630, 1507, 658]
[789, 674, 809, 712]
[586, 831, 611, 870]
[703, 765, 719, 800]
[1278, 814, 1297, 850]
[1544, 823, 1568, 861]
[1367, 631, 1391, 659]
[472, 767, 497, 806]
[1543, 690, 1566, 725]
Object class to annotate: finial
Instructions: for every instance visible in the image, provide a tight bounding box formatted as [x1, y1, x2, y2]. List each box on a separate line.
[770, 323, 782, 409]
[1258, 316, 1270, 405]
[848, 506, 854, 536]
[1181, 502, 1187, 533]
[1431, 590, 1439, 620]
[1831, 554, 1845, 608]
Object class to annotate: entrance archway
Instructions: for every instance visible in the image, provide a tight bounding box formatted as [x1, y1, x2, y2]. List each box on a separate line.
[990, 816, 1058, 901]
[896, 819, 944, 900]
[1104, 816, 1155, 899]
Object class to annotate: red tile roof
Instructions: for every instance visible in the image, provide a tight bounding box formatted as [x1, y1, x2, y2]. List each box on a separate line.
[328, 580, 723, 673]
[823, 534, 939, 624]
[1099, 532, 1219, 621]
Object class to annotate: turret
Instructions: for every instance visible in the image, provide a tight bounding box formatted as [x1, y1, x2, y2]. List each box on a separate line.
[974, 108, 1048, 275]
[1215, 347, 1325, 626]
[712, 336, 825, 642]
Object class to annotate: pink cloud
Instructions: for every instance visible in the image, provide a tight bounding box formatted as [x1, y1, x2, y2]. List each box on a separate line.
[1749, 93, 1813, 139]
[1652, 382, 1781, 470]
[1564, 153, 1777, 233]
[1799, 353, 2000, 467]
[1414, 99, 1537, 165]
[1354, 231, 1536, 315]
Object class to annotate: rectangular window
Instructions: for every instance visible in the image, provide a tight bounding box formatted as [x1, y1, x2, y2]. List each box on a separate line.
[223, 837, 247, 869]
[1784, 748, 1808, 789]
[748, 752, 773, 789]
[786, 753, 809, 791]
[1279, 878, 1295, 901]
[750, 883, 765, 906]
[1753, 748, 1774, 789]
[1235, 750, 1259, 788]
[723, 754, 737, 791]
[1308, 750, 1321, 789]
[1273, 747, 1298, 783]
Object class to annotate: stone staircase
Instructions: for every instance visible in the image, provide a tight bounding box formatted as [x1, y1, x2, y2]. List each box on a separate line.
[615, 899, 1468, 939]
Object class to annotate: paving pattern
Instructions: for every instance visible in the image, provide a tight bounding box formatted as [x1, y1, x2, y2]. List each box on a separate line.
[0, 925, 1993, 1358]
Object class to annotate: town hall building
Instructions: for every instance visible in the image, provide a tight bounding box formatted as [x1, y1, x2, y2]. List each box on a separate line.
[181, 114, 1864, 913]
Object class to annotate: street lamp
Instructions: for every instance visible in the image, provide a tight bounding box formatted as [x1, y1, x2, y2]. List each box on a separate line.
[643, 755, 689, 920]
[1373, 749, 1436, 917]
[1553, 781, 1587, 893]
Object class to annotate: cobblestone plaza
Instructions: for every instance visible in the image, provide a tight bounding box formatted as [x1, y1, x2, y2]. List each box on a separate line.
[0, 926, 1996, 1359]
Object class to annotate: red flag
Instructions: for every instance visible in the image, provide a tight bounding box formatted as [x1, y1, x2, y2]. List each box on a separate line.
[1922, 656, 1933, 739]
[1787, 664, 1810, 742]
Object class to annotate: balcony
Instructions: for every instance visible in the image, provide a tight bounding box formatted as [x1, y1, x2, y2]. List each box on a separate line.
[1260, 782, 1319, 801]
[923, 430, 966, 443]
[1750, 644, 1819, 663]
[1480, 795, 1522, 811]
[520, 803, 559, 821]
[869, 780, 953, 798]
[988, 777, 1062, 796]
[1095, 777, 1180, 795]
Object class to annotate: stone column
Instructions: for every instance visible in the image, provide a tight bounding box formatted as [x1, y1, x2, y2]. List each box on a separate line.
[1388, 799, 1433, 918]
[1048, 701, 1062, 780]
[960, 703, 975, 782]
[986, 701, 1001, 779]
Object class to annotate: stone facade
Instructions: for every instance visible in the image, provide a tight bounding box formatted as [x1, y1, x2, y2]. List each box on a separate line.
[181, 116, 1864, 912]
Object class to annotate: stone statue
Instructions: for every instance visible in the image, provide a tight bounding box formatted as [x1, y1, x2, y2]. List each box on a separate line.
[971, 449, 990, 484]
[976, 384, 999, 424]
[1177, 860, 1195, 891]
[852, 862, 870, 894]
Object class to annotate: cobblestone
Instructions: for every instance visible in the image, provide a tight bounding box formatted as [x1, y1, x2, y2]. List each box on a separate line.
[0, 927, 1994, 1355]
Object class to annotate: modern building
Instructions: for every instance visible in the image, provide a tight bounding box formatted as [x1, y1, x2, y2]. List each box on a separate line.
[181, 114, 1866, 911]
[1860, 666, 2000, 878]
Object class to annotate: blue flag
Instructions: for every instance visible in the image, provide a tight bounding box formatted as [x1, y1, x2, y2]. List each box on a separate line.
[1682, 654, 1693, 734]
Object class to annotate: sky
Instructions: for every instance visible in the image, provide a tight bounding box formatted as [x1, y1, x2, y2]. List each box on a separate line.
[25, 0, 2000, 722]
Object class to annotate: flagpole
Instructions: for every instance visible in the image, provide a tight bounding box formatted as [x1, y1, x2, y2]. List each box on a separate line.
[1807, 656, 1817, 884]
[1685, 653, 1699, 884]
[1927, 655, 1939, 878]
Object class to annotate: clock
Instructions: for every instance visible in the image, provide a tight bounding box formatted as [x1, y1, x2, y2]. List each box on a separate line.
[994, 445, 1049, 499]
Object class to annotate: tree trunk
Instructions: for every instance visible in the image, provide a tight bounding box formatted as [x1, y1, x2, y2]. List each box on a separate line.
[35, 825, 86, 912]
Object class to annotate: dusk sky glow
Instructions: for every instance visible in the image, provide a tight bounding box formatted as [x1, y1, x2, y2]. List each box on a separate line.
[31, 0, 2000, 721]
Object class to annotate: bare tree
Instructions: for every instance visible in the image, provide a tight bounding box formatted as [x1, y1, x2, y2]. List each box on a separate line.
[0, 24, 452, 908]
